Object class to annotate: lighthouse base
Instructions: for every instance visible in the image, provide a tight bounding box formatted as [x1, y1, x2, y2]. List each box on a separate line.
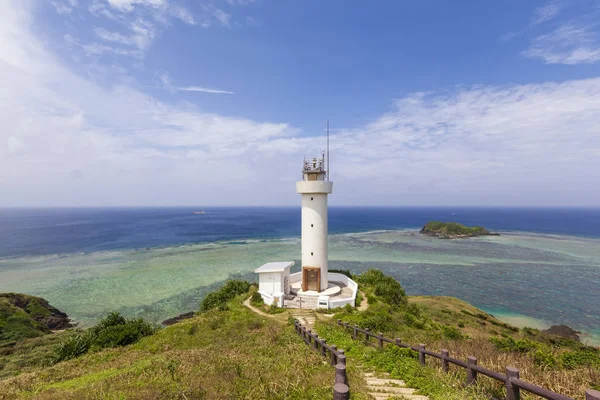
[282, 272, 358, 310]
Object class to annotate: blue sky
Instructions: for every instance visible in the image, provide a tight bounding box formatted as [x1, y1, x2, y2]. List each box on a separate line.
[1, 0, 600, 206]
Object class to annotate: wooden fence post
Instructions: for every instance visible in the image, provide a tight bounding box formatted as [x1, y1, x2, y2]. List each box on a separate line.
[365, 328, 371, 343]
[505, 367, 520, 400]
[586, 389, 600, 400]
[418, 344, 426, 365]
[313, 334, 319, 351]
[330, 345, 337, 365]
[337, 352, 347, 367]
[441, 349, 449, 372]
[378, 332, 384, 349]
[335, 363, 348, 385]
[466, 356, 477, 385]
[321, 339, 327, 357]
[333, 383, 349, 400]
[353, 325, 358, 339]
[395, 338, 402, 347]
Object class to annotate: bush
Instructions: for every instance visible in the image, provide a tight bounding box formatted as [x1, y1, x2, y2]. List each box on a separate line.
[356, 269, 407, 307]
[534, 348, 558, 369]
[250, 292, 264, 307]
[490, 337, 538, 353]
[53, 333, 93, 363]
[53, 312, 157, 363]
[441, 326, 463, 340]
[560, 350, 600, 369]
[200, 280, 251, 312]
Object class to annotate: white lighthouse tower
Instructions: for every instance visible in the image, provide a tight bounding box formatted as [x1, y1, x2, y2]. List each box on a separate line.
[296, 154, 332, 292]
[253, 125, 358, 309]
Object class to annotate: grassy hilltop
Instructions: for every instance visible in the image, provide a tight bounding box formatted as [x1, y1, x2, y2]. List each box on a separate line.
[1, 271, 598, 399]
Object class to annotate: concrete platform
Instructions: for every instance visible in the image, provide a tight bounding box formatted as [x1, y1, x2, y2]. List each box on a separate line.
[291, 281, 341, 297]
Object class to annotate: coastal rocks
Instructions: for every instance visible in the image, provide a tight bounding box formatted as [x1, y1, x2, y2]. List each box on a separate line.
[543, 325, 581, 341]
[420, 221, 499, 239]
[0, 293, 73, 343]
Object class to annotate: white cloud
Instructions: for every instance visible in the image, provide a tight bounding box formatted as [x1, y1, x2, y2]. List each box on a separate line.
[2, 0, 600, 207]
[106, 0, 166, 13]
[210, 8, 231, 27]
[51, 0, 77, 14]
[227, 0, 255, 5]
[524, 24, 600, 64]
[177, 86, 234, 94]
[531, 1, 562, 25]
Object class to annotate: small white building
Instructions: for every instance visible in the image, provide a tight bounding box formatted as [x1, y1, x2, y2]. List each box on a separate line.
[254, 261, 294, 307]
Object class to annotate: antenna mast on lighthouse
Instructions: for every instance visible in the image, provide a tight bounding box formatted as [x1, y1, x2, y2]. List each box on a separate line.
[327, 120, 330, 181]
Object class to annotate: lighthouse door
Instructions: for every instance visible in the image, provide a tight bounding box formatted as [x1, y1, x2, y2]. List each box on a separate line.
[302, 267, 321, 292]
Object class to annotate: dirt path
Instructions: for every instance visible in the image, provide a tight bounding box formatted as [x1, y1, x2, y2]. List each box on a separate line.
[242, 297, 272, 318]
[357, 291, 369, 311]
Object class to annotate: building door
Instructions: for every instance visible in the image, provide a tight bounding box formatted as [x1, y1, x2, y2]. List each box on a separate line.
[302, 267, 321, 292]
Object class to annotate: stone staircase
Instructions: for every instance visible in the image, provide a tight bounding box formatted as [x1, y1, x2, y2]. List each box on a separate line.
[290, 309, 316, 329]
[363, 372, 428, 400]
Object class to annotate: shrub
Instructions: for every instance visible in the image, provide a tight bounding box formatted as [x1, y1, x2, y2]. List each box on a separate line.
[250, 292, 264, 307]
[53, 312, 157, 363]
[534, 348, 558, 369]
[441, 326, 463, 340]
[560, 350, 600, 370]
[357, 308, 395, 332]
[53, 333, 93, 363]
[200, 280, 251, 312]
[355, 292, 363, 307]
[267, 305, 285, 315]
[458, 322, 465, 328]
[490, 337, 538, 353]
[356, 269, 407, 307]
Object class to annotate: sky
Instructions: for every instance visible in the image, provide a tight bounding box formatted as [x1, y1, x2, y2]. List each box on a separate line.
[1, 0, 600, 207]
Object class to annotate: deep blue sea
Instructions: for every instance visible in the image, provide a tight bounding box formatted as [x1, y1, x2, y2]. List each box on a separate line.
[1, 207, 599, 257]
[1, 207, 599, 343]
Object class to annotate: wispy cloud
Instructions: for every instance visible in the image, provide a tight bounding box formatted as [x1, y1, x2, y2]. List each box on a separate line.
[4, 0, 600, 206]
[51, 0, 78, 14]
[177, 86, 234, 94]
[524, 24, 600, 64]
[531, 1, 562, 25]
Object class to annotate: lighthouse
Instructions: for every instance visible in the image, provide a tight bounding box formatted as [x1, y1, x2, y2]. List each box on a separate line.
[296, 154, 332, 292]
[254, 135, 357, 310]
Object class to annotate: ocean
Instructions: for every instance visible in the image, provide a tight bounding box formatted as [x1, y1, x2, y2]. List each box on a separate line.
[0, 207, 599, 344]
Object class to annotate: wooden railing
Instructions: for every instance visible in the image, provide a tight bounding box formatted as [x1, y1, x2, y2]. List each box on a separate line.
[338, 320, 600, 400]
[293, 320, 350, 400]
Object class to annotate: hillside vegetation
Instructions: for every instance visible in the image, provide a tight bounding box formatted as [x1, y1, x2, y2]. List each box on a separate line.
[420, 221, 497, 238]
[1, 272, 598, 399]
[317, 269, 599, 399]
[0, 294, 72, 346]
[0, 290, 370, 399]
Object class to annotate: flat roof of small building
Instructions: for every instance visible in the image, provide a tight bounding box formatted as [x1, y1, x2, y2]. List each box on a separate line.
[254, 261, 295, 273]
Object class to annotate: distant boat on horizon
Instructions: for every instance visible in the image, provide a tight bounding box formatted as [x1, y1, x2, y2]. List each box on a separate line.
[193, 211, 206, 215]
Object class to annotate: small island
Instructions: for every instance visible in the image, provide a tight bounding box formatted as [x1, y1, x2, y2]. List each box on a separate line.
[420, 221, 499, 239]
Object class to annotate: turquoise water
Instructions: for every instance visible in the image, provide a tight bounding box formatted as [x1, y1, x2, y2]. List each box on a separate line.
[0, 229, 598, 344]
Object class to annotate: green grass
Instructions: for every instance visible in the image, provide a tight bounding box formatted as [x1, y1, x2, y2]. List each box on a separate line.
[0, 297, 371, 399]
[315, 321, 488, 400]
[0, 298, 50, 345]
